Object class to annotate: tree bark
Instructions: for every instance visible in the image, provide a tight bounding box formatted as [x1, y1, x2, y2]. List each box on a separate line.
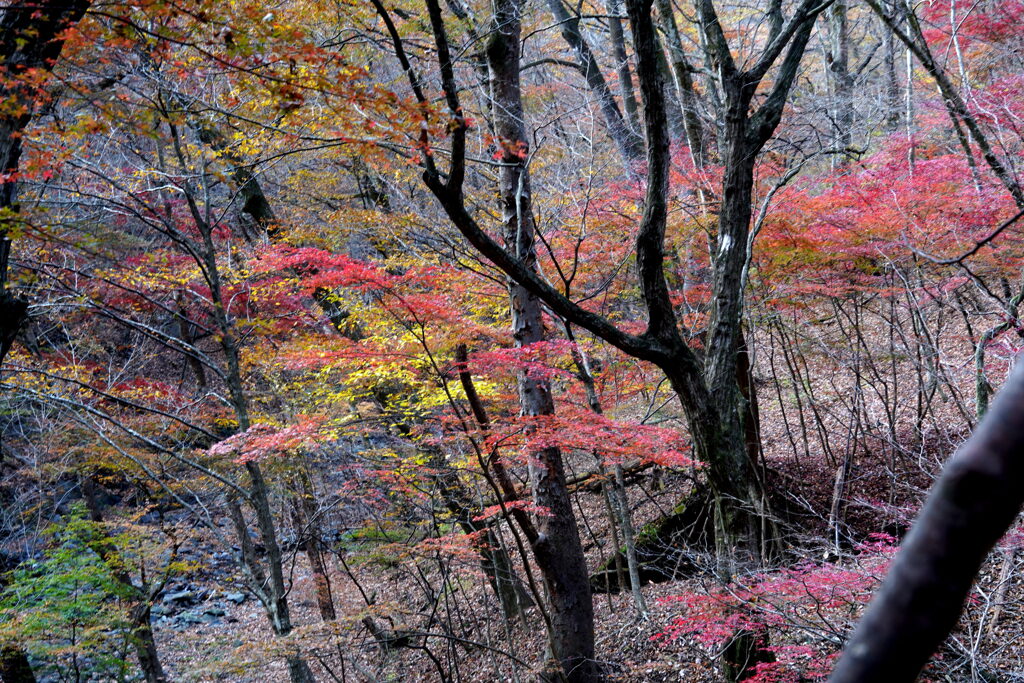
[826, 0, 853, 161]
[881, 15, 901, 131]
[185, 176, 315, 683]
[80, 477, 169, 683]
[427, 431, 534, 621]
[830, 361, 1024, 683]
[0, 646, 36, 683]
[487, 2, 599, 679]
[415, 0, 824, 572]
[867, 0, 1024, 207]
[291, 474, 337, 622]
[688, 0, 821, 566]
[128, 604, 167, 683]
[0, 0, 91, 364]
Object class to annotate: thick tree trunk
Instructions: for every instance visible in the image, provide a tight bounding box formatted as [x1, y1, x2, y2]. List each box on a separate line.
[0, 0, 90, 659]
[487, 3, 599, 679]
[696, 94, 769, 565]
[129, 604, 167, 683]
[688, 0, 820, 567]
[830, 362, 1024, 683]
[0, 646, 36, 683]
[417, 0, 822, 582]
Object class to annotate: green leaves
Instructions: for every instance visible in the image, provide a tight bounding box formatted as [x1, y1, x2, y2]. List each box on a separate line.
[0, 508, 137, 681]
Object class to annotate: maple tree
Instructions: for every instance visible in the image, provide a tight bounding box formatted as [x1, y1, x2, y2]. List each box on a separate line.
[2, 0, 1024, 682]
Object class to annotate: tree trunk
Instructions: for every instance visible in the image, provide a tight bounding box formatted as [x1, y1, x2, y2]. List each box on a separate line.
[416, 0, 824, 580]
[129, 604, 167, 683]
[291, 475, 337, 622]
[487, 3, 599, 679]
[0, 553, 35, 683]
[245, 463, 316, 683]
[826, 0, 853, 163]
[565, 323, 648, 616]
[695, 100, 767, 565]
[0, 646, 36, 683]
[606, 0, 640, 133]
[654, 0, 707, 167]
[829, 362, 1024, 683]
[545, 0, 644, 165]
[80, 477, 168, 683]
[428, 434, 533, 621]
[688, 0, 820, 567]
[654, 33, 689, 142]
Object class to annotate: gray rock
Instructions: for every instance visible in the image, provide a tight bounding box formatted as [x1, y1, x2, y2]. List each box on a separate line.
[226, 592, 247, 605]
[163, 590, 195, 604]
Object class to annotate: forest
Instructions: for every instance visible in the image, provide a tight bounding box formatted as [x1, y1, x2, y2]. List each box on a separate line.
[1, 0, 1024, 681]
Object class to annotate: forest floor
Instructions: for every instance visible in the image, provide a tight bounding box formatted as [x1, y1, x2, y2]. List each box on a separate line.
[147, 453, 1024, 682]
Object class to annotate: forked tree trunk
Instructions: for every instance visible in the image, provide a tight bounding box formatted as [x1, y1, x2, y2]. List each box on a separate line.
[417, 0, 823, 583]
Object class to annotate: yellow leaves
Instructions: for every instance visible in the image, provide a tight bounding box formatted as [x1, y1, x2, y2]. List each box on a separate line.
[229, 130, 264, 158]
